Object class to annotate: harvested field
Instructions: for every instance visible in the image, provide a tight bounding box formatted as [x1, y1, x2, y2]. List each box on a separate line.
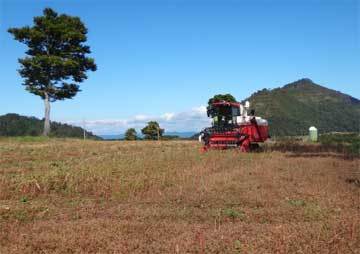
[0, 139, 359, 253]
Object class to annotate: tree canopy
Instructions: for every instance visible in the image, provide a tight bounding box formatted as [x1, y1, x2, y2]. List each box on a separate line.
[124, 128, 137, 140]
[208, 94, 237, 106]
[141, 121, 164, 140]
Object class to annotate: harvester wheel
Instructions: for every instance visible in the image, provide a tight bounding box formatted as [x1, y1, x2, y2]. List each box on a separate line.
[200, 146, 208, 153]
[240, 138, 250, 152]
[250, 143, 260, 151]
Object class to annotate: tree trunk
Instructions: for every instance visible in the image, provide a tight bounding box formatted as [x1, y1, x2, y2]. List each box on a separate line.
[43, 92, 51, 136]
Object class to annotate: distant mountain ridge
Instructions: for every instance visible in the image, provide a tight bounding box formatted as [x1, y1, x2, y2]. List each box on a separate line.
[0, 113, 101, 139]
[245, 78, 360, 136]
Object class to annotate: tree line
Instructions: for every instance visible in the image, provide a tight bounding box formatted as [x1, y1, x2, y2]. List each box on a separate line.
[0, 113, 100, 139]
[124, 121, 164, 140]
[125, 94, 237, 140]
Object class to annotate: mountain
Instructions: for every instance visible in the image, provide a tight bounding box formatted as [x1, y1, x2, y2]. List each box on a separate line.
[99, 134, 124, 140]
[245, 78, 360, 136]
[0, 113, 101, 139]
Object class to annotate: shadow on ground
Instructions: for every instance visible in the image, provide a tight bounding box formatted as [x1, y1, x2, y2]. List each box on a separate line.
[264, 142, 359, 160]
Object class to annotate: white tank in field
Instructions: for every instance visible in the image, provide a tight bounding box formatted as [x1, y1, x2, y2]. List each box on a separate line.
[309, 126, 318, 142]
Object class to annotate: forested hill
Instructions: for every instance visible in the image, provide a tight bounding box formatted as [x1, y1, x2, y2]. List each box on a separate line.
[0, 113, 101, 139]
[245, 78, 360, 136]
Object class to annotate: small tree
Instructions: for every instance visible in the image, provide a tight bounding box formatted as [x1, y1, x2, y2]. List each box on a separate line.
[141, 121, 164, 140]
[208, 94, 236, 106]
[124, 128, 137, 140]
[8, 8, 97, 136]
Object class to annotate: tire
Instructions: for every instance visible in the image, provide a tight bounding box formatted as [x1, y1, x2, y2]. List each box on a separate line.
[250, 143, 262, 152]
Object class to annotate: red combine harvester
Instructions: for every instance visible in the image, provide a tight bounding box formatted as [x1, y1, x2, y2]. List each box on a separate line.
[199, 100, 269, 152]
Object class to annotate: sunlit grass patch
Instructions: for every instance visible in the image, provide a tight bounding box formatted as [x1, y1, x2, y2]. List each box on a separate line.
[286, 198, 327, 221]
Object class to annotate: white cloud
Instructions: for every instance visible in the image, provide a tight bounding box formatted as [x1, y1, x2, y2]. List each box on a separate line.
[133, 114, 149, 121]
[66, 105, 211, 135]
[192, 105, 207, 114]
[162, 112, 175, 121]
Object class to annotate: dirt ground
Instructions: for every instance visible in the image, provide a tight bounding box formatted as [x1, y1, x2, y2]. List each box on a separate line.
[0, 139, 359, 253]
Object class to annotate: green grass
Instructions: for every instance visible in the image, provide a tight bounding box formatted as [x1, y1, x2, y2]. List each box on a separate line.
[287, 199, 306, 207]
[222, 208, 246, 220]
[319, 132, 360, 156]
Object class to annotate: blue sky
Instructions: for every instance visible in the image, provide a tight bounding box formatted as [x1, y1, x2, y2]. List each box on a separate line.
[0, 0, 359, 134]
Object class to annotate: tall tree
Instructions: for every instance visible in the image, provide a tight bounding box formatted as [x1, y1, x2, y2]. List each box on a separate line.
[208, 94, 237, 106]
[141, 121, 164, 140]
[124, 128, 137, 140]
[8, 8, 96, 136]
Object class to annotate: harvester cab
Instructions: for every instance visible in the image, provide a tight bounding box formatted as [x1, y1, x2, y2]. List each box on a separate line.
[207, 101, 240, 128]
[199, 100, 269, 152]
